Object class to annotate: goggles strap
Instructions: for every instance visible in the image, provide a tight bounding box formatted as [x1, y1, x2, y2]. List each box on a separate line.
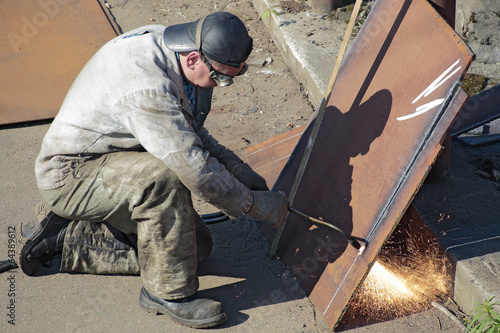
[195, 15, 208, 55]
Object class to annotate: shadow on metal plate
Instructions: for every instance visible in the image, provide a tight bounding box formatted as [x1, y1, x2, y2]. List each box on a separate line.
[247, 0, 473, 329]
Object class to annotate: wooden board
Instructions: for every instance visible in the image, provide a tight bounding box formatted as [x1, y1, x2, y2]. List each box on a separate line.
[0, 0, 119, 125]
[247, 0, 473, 329]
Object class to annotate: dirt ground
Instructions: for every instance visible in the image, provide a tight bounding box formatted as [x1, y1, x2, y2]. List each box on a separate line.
[0, 0, 498, 332]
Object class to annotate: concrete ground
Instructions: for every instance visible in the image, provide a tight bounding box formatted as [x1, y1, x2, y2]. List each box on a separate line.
[0, 0, 498, 332]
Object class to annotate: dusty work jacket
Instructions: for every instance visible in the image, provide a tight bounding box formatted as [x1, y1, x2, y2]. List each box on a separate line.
[35, 25, 252, 218]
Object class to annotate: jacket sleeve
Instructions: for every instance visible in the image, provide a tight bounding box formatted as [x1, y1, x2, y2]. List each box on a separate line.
[111, 88, 252, 218]
[196, 127, 243, 171]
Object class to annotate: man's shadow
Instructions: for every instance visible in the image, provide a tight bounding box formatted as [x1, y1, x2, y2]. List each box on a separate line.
[272, 89, 392, 294]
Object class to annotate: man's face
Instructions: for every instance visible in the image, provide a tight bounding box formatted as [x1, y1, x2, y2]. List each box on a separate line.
[181, 52, 245, 88]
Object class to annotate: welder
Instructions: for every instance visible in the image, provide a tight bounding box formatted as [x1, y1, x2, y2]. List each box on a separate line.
[15, 11, 289, 329]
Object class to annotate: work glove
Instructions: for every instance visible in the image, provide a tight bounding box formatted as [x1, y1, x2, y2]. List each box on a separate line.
[246, 191, 289, 228]
[229, 162, 269, 191]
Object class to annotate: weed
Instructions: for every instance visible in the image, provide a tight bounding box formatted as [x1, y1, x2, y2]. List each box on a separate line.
[261, 8, 279, 22]
[465, 296, 500, 333]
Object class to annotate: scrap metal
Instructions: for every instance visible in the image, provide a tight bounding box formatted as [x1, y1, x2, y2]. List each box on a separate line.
[451, 83, 500, 146]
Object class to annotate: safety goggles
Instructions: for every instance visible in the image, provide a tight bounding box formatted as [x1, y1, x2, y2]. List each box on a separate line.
[201, 53, 248, 87]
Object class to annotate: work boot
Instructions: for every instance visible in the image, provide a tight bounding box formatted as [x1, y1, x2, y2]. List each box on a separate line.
[139, 287, 228, 328]
[15, 211, 71, 276]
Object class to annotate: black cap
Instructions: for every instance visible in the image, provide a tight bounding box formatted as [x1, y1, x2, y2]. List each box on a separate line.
[163, 12, 253, 68]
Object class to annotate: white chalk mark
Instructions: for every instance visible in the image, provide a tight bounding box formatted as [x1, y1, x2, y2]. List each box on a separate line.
[412, 58, 461, 104]
[398, 58, 461, 121]
[423, 67, 461, 99]
[397, 98, 444, 121]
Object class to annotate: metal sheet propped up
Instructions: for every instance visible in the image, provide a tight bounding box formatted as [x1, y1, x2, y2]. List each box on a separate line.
[247, 0, 473, 329]
[0, 0, 119, 125]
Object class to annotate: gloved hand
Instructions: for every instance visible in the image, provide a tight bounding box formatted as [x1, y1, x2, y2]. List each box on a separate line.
[246, 191, 289, 228]
[229, 162, 269, 191]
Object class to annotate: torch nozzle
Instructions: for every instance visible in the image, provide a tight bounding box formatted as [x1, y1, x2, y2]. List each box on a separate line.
[358, 243, 367, 255]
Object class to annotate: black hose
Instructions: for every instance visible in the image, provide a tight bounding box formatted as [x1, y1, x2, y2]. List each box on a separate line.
[0, 260, 17, 273]
[201, 211, 230, 224]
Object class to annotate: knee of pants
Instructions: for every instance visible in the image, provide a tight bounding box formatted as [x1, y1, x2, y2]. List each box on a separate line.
[137, 156, 190, 204]
[103, 152, 191, 207]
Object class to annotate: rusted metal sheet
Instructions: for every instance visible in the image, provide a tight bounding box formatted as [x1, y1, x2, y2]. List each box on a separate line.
[247, 0, 473, 329]
[0, 0, 119, 125]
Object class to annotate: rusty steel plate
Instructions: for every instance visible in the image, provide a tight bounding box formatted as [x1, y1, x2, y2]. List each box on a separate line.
[247, 0, 473, 329]
[0, 0, 119, 125]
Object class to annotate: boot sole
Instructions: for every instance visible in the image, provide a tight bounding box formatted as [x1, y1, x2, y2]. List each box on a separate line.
[15, 212, 70, 276]
[16, 220, 45, 276]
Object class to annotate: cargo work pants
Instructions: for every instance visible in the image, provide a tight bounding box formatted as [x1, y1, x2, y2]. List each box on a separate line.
[39, 151, 212, 300]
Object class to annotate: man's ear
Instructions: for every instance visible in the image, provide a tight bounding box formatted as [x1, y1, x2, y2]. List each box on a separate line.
[185, 51, 201, 70]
